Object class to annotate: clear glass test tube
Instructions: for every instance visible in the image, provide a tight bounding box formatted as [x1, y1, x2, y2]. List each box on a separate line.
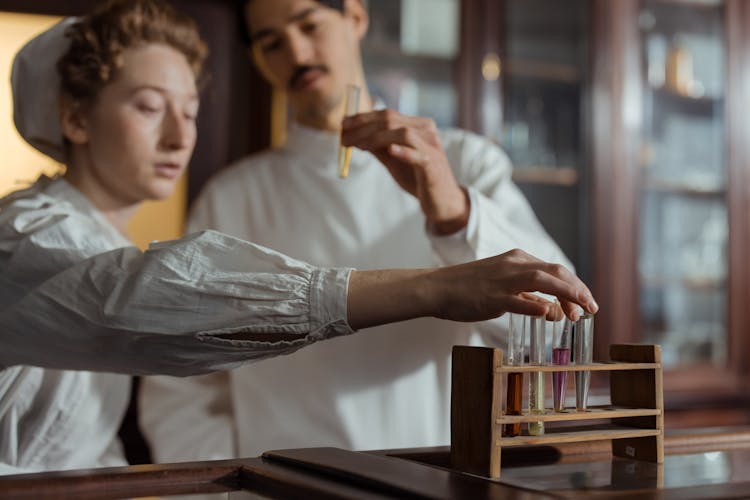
[338, 84, 361, 179]
[528, 315, 545, 436]
[503, 313, 525, 437]
[574, 313, 595, 411]
[552, 316, 572, 412]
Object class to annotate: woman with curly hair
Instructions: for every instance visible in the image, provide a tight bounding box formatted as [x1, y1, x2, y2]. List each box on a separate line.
[0, 0, 596, 473]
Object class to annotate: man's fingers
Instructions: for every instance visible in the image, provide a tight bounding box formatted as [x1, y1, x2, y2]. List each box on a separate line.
[344, 126, 428, 156]
[344, 109, 432, 130]
[388, 144, 428, 166]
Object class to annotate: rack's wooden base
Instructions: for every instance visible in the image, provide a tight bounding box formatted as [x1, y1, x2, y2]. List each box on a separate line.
[450, 343, 664, 478]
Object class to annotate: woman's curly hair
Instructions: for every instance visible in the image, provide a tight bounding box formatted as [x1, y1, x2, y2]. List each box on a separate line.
[58, 0, 208, 106]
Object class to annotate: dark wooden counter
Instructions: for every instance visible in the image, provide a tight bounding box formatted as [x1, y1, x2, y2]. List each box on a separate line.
[2, 427, 750, 499]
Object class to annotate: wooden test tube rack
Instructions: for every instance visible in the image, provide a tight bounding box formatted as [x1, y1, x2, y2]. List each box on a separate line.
[450, 344, 664, 478]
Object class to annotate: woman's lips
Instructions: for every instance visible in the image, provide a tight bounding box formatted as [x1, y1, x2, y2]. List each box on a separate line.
[154, 163, 182, 179]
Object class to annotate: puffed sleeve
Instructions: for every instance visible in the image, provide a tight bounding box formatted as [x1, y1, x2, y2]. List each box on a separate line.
[0, 193, 353, 377]
[428, 129, 574, 270]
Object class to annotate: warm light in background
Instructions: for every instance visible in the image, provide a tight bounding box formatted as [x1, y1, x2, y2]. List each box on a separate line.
[0, 12, 187, 249]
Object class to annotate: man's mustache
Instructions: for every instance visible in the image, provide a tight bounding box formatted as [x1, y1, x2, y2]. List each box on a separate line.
[289, 65, 329, 89]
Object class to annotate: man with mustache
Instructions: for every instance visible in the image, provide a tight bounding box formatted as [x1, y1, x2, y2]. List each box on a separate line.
[140, 0, 575, 465]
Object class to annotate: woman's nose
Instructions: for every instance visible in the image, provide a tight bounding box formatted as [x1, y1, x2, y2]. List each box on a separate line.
[161, 108, 195, 150]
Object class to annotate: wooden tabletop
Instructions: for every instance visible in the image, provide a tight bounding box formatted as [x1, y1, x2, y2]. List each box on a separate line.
[2, 426, 750, 499]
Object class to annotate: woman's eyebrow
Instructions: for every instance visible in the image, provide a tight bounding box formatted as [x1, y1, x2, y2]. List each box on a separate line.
[129, 85, 198, 101]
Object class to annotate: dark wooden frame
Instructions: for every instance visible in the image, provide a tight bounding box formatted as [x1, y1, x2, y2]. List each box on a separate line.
[457, 0, 507, 134]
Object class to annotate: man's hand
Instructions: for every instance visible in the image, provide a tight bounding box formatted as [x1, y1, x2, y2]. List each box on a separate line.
[341, 109, 469, 235]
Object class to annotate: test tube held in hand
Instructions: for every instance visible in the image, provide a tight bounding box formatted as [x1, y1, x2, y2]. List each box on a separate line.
[552, 317, 572, 412]
[503, 313, 525, 437]
[574, 313, 595, 411]
[338, 84, 361, 178]
[528, 315, 545, 436]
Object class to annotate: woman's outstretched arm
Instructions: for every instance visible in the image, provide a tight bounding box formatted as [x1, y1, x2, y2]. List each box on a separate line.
[347, 248, 597, 329]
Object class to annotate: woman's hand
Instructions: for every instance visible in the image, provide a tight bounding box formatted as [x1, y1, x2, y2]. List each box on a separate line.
[347, 249, 597, 330]
[425, 249, 596, 323]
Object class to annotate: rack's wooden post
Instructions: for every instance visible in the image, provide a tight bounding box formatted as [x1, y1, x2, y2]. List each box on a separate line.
[609, 344, 664, 463]
[450, 346, 503, 477]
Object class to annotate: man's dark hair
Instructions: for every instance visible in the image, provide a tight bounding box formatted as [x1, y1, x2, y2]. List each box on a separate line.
[236, 0, 345, 45]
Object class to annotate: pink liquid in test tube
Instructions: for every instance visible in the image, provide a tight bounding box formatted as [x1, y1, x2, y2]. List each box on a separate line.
[552, 347, 570, 411]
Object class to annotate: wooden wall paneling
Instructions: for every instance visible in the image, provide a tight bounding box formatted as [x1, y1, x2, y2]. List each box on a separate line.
[0, 0, 99, 15]
[589, 0, 641, 361]
[163, 0, 272, 205]
[457, 0, 507, 134]
[725, 0, 750, 394]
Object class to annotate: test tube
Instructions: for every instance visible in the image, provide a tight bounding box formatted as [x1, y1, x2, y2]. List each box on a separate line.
[503, 313, 525, 437]
[338, 84, 361, 179]
[574, 313, 595, 411]
[552, 317, 572, 412]
[528, 315, 545, 436]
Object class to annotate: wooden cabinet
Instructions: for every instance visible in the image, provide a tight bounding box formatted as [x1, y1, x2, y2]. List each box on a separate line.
[590, 0, 750, 423]
[363, 0, 750, 425]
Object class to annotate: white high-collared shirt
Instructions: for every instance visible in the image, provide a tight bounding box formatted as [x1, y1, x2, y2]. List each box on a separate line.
[140, 124, 572, 462]
[0, 176, 352, 474]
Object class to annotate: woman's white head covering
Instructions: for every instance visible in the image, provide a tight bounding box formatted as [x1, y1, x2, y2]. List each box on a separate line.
[10, 17, 78, 163]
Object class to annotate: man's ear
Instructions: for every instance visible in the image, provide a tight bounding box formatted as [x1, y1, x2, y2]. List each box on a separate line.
[346, 0, 369, 41]
[59, 96, 88, 145]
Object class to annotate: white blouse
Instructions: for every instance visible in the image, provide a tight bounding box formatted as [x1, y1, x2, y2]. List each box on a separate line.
[0, 176, 353, 473]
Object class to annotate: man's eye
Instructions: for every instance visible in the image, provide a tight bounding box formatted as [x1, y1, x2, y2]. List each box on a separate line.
[301, 22, 318, 34]
[261, 39, 282, 53]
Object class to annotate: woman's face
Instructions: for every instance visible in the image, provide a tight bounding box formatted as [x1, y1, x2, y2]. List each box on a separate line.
[67, 43, 199, 205]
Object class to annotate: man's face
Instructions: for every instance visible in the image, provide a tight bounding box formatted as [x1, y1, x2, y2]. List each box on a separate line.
[246, 0, 366, 116]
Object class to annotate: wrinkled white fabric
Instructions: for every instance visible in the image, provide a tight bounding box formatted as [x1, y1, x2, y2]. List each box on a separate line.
[141, 125, 572, 464]
[0, 176, 353, 474]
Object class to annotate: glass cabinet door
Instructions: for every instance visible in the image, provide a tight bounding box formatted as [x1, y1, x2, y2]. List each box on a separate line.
[362, 0, 460, 128]
[362, 0, 591, 278]
[501, 0, 590, 278]
[637, 0, 727, 368]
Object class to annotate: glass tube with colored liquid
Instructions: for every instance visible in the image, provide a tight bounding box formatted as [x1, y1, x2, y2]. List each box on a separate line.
[574, 313, 595, 411]
[503, 313, 525, 437]
[338, 84, 361, 178]
[528, 315, 545, 436]
[552, 317, 572, 412]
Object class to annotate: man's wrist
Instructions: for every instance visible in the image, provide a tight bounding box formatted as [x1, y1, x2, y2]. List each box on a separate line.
[427, 186, 471, 235]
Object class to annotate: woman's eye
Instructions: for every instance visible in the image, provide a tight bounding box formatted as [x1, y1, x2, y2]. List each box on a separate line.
[136, 102, 162, 114]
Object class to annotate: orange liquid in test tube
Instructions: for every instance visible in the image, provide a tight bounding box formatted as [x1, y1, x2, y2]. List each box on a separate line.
[338, 84, 361, 178]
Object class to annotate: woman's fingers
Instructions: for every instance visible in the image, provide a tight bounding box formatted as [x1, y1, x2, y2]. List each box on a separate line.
[482, 250, 597, 318]
[502, 293, 553, 318]
[512, 264, 597, 316]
